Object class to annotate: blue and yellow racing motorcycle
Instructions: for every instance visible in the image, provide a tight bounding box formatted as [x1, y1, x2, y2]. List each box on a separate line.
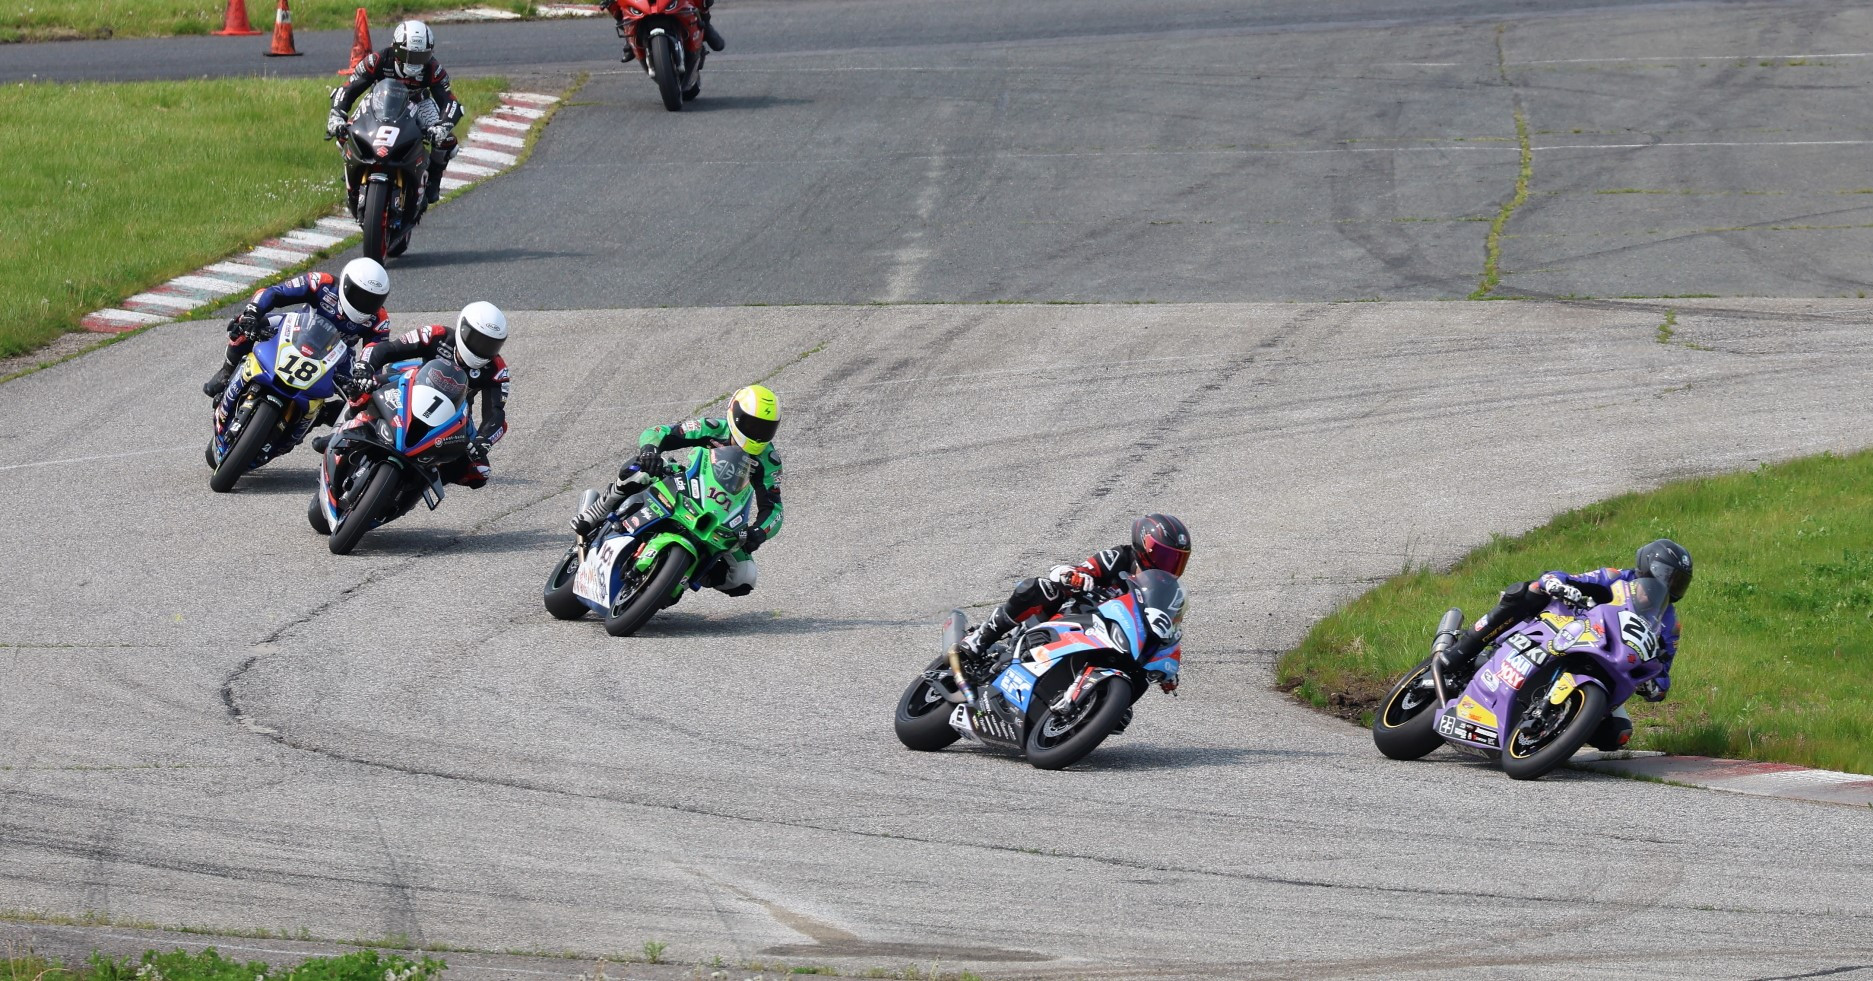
[207, 310, 352, 492]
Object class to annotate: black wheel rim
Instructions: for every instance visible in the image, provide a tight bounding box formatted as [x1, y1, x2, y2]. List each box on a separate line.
[906, 680, 949, 719]
[1509, 688, 1586, 759]
[1033, 685, 1104, 749]
[1381, 666, 1436, 728]
[549, 548, 577, 590]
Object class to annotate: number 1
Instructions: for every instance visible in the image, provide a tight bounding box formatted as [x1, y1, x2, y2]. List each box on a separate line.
[425, 394, 446, 416]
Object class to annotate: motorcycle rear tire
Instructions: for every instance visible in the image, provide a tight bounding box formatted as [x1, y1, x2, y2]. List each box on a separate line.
[1025, 676, 1133, 770]
[1502, 683, 1608, 781]
[894, 654, 960, 751]
[604, 546, 686, 636]
[360, 182, 391, 262]
[307, 488, 331, 534]
[209, 398, 281, 493]
[544, 546, 589, 620]
[1372, 657, 1445, 761]
[651, 34, 684, 112]
[328, 462, 397, 555]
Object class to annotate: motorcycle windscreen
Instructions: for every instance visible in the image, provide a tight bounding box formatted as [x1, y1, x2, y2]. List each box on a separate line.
[280, 311, 344, 361]
[708, 446, 754, 494]
[365, 80, 412, 122]
[403, 359, 469, 449]
[1612, 576, 1672, 662]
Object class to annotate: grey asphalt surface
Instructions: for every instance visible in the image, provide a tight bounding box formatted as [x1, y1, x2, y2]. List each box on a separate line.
[7, 0, 1873, 978]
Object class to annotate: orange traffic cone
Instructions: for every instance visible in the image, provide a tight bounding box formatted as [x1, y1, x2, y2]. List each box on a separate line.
[264, 0, 302, 56]
[210, 0, 262, 36]
[338, 8, 372, 75]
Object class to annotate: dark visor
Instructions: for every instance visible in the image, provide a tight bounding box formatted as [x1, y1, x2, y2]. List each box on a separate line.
[343, 280, 385, 316]
[462, 328, 504, 361]
[1140, 534, 1190, 577]
[733, 407, 778, 444]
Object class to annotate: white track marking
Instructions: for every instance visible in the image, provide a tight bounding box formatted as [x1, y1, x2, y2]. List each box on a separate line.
[467, 130, 527, 149]
[0, 444, 196, 473]
[282, 229, 345, 248]
[314, 217, 356, 234]
[204, 262, 274, 280]
[169, 275, 247, 294]
[444, 161, 501, 178]
[246, 246, 311, 265]
[879, 109, 952, 302]
[501, 92, 561, 104]
[476, 116, 531, 132]
[457, 146, 520, 166]
[123, 293, 201, 311]
[439, 177, 472, 191]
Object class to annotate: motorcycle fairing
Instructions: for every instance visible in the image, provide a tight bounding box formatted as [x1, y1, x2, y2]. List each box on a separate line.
[571, 447, 757, 612]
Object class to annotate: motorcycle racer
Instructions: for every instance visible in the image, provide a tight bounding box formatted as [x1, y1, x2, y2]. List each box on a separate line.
[327, 20, 462, 207]
[950, 513, 1192, 691]
[1435, 539, 1692, 711]
[600, 0, 726, 60]
[202, 259, 391, 399]
[570, 384, 781, 597]
[318, 301, 509, 488]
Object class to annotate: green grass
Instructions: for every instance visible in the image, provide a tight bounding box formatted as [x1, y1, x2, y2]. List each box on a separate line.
[3, 947, 443, 980]
[0, 76, 505, 359]
[3, 1, 531, 42]
[1278, 450, 1873, 774]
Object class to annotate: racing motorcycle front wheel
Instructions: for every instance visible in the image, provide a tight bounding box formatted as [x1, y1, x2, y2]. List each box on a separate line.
[1026, 677, 1133, 770]
[1502, 682, 1608, 781]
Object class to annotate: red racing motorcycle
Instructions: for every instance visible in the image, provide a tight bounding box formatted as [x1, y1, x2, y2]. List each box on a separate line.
[614, 0, 708, 111]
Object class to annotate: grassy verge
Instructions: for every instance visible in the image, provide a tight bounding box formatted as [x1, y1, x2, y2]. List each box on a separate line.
[1277, 450, 1873, 774]
[3, 946, 442, 980]
[3, 2, 535, 43]
[0, 75, 505, 359]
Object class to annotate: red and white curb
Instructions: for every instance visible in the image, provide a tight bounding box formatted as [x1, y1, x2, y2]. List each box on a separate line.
[430, 4, 600, 21]
[80, 90, 562, 335]
[1573, 751, 1873, 807]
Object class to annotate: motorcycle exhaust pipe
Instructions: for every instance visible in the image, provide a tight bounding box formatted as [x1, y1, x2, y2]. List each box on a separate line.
[946, 645, 976, 708]
[1429, 607, 1465, 705]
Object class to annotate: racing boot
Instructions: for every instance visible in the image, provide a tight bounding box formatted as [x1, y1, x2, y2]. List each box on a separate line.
[202, 360, 235, 399]
[701, 12, 725, 51]
[425, 158, 447, 206]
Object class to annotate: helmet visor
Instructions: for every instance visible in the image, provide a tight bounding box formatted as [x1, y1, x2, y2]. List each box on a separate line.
[1644, 560, 1692, 602]
[461, 326, 504, 362]
[1139, 534, 1190, 577]
[342, 279, 386, 321]
[393, 47, 429, 76]
[731, 405, 778, 446]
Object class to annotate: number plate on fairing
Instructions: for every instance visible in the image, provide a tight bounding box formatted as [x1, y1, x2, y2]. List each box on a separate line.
[573, 536, 633, 606]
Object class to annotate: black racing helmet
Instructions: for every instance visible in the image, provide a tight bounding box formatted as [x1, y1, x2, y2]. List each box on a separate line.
[1133, 513, 1191, 577]
[1635, 539, 1693, 602]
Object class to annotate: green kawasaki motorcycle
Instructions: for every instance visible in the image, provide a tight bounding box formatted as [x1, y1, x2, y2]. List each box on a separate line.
[543, 445, 758, 636]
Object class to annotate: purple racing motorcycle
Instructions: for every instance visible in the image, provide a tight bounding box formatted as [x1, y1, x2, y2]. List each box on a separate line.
[1371, 576, 1673, 780]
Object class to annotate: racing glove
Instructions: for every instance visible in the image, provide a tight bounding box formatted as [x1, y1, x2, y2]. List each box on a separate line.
[738, 527, 768, 553]
[1148, 670, 1178, 695]
[1047, 564, 1095, 594]
[466, 437, 492, 462]
[326, 111, 349, 140]
[633, 443, 664, 474]
[425, 123, 452, 146]
[1538, 574, 1590, 609]
[346, 359, 377, 400]
[229, 303, 266, 339]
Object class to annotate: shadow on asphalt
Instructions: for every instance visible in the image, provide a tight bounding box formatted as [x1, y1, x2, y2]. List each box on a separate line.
[1076, 743, 1329, 772]
[684, 93, 815, 113]
[390, 246, 583, 269]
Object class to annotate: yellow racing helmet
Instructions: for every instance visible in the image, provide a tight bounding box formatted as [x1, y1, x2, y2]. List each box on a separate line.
[728, 384, 779, 453]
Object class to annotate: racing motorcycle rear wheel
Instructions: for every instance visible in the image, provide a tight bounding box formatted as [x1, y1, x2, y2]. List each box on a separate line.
[1372, 657, 1444, 760]
[894, 655, 961, 751]
[1026, 677, 1133, 770]
[1502, 683, 1608, 780]
[209, 398, 280, 493]
[543, 546, 589, 620]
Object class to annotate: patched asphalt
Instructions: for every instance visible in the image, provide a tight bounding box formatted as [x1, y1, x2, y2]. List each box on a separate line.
[5, 0, 1873, 978]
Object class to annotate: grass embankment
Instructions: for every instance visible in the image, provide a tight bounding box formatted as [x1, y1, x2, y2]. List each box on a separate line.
[0, 76, 505, 359]
[1278, 451, 1873, 774]
[4, 2, 533, 43]
[4, 947, 442, 980]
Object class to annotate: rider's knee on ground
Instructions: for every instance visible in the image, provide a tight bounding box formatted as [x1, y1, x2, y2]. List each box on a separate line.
[714, 555, 757, 596]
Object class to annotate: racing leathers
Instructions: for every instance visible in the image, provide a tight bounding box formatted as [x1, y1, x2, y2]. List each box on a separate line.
[330, 48, 463, 204]
[601, 0, 725, 58]
[575, 417, 782, 596]
[1439, 566, 1681, 701]
[202, 272, 391, 400]
[345, 323, 509, 487]
[955, 544, 1181, 693]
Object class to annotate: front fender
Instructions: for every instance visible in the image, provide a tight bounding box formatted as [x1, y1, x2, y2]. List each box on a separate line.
[1025, 648, 1144, 721]
[633, 531, 701, 598]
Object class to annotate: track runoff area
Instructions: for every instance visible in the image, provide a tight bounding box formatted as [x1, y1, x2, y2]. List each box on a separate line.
[6, 1, 1873, 979]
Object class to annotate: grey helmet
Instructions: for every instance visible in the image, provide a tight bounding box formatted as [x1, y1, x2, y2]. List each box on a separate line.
[1635, 539, 1693, 602]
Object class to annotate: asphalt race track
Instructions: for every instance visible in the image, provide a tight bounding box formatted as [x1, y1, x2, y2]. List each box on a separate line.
[5, 1, 1873, 979]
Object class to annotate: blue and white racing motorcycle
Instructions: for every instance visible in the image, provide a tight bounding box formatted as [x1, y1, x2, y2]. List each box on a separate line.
[207, 310, 352, 492]
[894, 570, 1187, 770]
[313, 357, 473, 555]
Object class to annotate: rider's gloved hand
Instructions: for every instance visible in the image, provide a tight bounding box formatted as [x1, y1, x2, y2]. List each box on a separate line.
[738, 527, 767, 553]
[634, 443, 664, 474]
[326, 111, 348, 140]
[425, 124, 451, 146]
[1148, 670, 1178, 694]
[1636, 679, 1666, 702]
[228, 303, 265, 338]
[466, 437, 492, 462]
[1047, 564, 1094, 594]
[348, 358, 377, 391]
[1539, 574, 1589, 609]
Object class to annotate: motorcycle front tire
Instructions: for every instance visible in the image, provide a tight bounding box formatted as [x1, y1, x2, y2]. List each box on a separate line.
[1372, 657, 1445, 761]
[651, 34, 684, 111]
[360, 182, 391, 262]
[544, 546, 589, 620]
[209, 398, 281, 493]
[1025, 677, 1133, 770]
[328, 462, 398, 555]
[604, 546, 687, 636]
[1502, 684, 1609, 781]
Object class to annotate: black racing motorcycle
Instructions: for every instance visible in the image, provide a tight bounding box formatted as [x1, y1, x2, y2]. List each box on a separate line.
[332, 80, 447, 262]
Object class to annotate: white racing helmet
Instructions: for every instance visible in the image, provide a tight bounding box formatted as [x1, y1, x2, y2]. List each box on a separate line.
[390, 21, 435, 80]
[455, 301, 508, 369]
[337, 258, 390, 326]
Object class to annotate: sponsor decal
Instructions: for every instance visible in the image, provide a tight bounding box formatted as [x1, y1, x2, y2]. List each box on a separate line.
[1478, 669, 1502, 692]
[1455, 696, 1499, 728]
[1619, 610, 1661, 661]
[1498, 661, 1528, 690]
[1437, 713, 1501, 747]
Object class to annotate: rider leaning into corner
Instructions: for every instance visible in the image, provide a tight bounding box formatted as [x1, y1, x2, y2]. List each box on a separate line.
[202, 258, 392, 403]
[1435, 538, 1692, 747]
[571, 384, 782, 598]
[327, 20, 462, 209]
[599, 0, 727, 60]
[315, 301, 510, 489]
[950, 513, 1193, 693]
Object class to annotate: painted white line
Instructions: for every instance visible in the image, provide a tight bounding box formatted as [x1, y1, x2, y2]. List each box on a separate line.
[1536, 139, 1873, 152]
[315, 217, 356, 234]
[0, 444, 196, 473]
[124, 292, 202, 311]
[439, 177, 472, 191]
[283, 229, 346, 248]
[467, 129, 526, 148]
[501, 91, 560, 105]
[445, 160, 501, 178]
[476, 115, 532, 132]
[170, 275, 248, 294]
[494, 105, 546, 120]
[205, 262, 275, 280]
[86, 308, 168, 325]
[248, 246, 311, 265]
[457, 146, 520, 166]
[1385, 52, 1873, 68]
